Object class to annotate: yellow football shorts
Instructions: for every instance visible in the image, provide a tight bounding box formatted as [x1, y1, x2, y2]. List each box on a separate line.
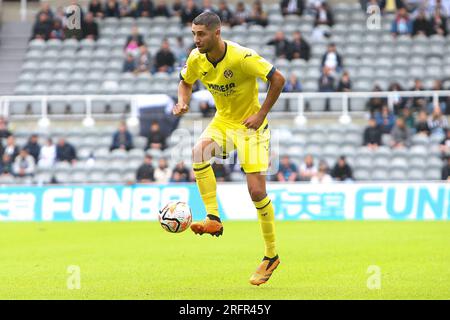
[199, 116, 271, 173]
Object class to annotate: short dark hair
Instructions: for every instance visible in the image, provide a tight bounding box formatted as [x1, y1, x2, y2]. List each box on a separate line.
[193, 11, 221, 29]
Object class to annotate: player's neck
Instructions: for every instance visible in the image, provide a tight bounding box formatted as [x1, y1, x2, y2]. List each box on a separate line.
[206, 40, 226, 64]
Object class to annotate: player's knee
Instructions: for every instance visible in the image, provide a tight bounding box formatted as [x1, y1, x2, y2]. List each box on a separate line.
[248, 187, 266, 202]
[192, 141, 213, 163]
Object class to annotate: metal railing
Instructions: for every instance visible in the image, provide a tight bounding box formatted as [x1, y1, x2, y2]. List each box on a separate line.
[0, 90, 449, 127]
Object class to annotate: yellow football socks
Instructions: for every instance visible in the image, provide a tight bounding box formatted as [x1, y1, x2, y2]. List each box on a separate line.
[253, 196, 277, 258]
[193, 161, 219, 218]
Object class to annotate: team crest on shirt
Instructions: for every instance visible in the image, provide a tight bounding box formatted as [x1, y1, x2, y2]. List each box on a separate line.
[223, 69, 233, 79]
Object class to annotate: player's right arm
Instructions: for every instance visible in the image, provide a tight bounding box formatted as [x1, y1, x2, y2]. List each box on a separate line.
[173, 51, 199, 116]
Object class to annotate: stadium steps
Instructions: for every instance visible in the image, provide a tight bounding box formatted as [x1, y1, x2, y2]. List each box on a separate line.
[0, 21, 31, 95]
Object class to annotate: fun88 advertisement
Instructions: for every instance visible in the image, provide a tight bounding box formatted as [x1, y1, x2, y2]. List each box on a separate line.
[0, 183, 449, 222]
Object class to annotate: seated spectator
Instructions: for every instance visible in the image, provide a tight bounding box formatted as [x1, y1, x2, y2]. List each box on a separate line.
[13, 149, 35, 178]
[56, 138, 77, 164]
[233, 1, 249, 26]
[427, 79, 447, 114]
[137, 0, 154, 17]
[283, 73, 302, 92]
[415, 110, 431, 136]
[50, 19, 65, 40]
[119, 0, 136, 18]
[4, 136, 19, 161]
[111, 122, 134, 151]
[374, 105, 396, 134]
[0, 117, 12, 142]
[267, 31, 291, 59]
[124, 26, 145, 57]
[314, 1, 334, 27]
[428, 105, 448, 139]
[321, 43, 343, 75]
[363, 118, 383, 149]
[408, 78, 426, 112]
[388, 82, 406, 114]
[38, 138, 56, 168]
[412, 9, 432, 36]
[104, 0, 120, 17]
[281, 0, 305, 16]
[154, 158, 172, 183]
[154, 39, 175, 73]
[299, 154, 317, 181]
[181, 0, 201, 25]
[89, 0, 104, 18]
[318, 66, 335, 92]
[440, 129, 450, 156]
[402, 107, 415, 130]
[154, 0, 171, 17]
[246, 0, 268, 27]
[32, 13, 53, 40]
[136, 155, 155, 183]
[171, 0, 183, 16]
[136, 46, 152, 73]
[391, 7, 412, 37]
[289, 31, 310, 61]
[0, 154, 13, 176]
[331, 156, 353, 181]
[82, 12, 98, 40]
[391, 118, 412, 149]
[367, 85, 387, 115]
[123, 53, 137, 73]
[36, 1, 54, 21]
[212, 161, 230, 182]
[146, 121, 167, 150]
[337, 71, 352, 92]
[276, 155, 298, 182]
[217, 0, 234, 26]
[170, 161, 191, 182]
[24, 134, 41, 164]
[442, 156, 450, 180]
[311, 161, 332, 184]
[431, 8, 448, 36]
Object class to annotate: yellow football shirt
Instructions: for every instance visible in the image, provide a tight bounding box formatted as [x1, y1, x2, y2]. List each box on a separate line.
[180, 40, 275, 123]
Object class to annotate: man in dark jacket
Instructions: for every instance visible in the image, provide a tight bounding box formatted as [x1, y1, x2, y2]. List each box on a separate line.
[136, 155, 155, 182]
[24, 134, 41, 164]
[363, 118, 383, 149]
[154, 39, 175, 73]
[82, 12, 99, 40]
[289, 31, 310, 61]
[56, 138, 77, 164]
[111, 122, 134, 151]
[331, 156, 353, 181]
[281, 0, 304, 16]
[267, 31, 291, 59]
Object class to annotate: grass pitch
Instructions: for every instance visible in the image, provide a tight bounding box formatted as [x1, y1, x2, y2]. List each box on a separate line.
[0, 221, 449, 300]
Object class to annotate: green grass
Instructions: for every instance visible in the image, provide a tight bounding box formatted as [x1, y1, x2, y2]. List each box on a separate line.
[0, 221, 449, 300]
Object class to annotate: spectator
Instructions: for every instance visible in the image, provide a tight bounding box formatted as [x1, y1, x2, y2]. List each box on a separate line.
[154, 158, 172, 183]
[289, 31, 310, 61]
[427, 0, 450, 16]
[82, 12, 99, 40]
[276, 155, 298, 182]
[24, 134, 41, 164]
[181, 0, 201, 25]
[124, 26, 145, 57]
[0, 117, 12, 142]
[337, 71, 352, 92]
[104, 0, 120, 17]
[402, 107, 415, 130]
[171, 0, 183, 16]
[428, 105, 448, 139]
[247, 0, 268, 27]
[111, 122, 134, 151]
[408, 78, 426, 112]
[427, 80, 447, 114]
[283, 73, 302, 92]
[391, 117, 412, 148]
[281, 0, 305, 16]
[153, 0, 171, 17]
[4, 136, 19, 161]
[440, 129, 450, 156]
[331, 156, 353, 181]
[363, 118, 383, 149]
[299, 154, 317, 181]
[56, 138, 77, 164]
[442, 156, 450, 180]
[311, 161, 332, 184]
[170, 161, 191, 182]
[217, 0, 234, 26]
[374, 105, 396, 134]
[89, 0, 104, 18]
[202, 0, 217, 13]
[49, 19, 65, 40]
[36, 1, 54, 21]
[0, 154, 13, 176]
[412, 9, 432, 36]
[119, 0, 136, 18]
[154, 39, 176, 73]
[314, 1, 334, 27]
[391, 7, 412, 37]
[318, 66, 335, 92]
[415, 110, 431, 136]
[321, 43, 343, 75]
[32, 13, 53, 40]
[367, 85, 386, 114]
[388, 82, 406, 114]
[136, 46, 152, 73]
[136, 155, 155, 183]
[136, 0, 154, 17]
[212, 161, 230, 182]
[146, 121, 166, 150]
[38, 138, 56, 168]
[13, 149, 35, 178]
[233, 1, 249, 26]
[123, 53, 137, 73]
[431, 8, 448, 36]
[267, 31, 291, 59]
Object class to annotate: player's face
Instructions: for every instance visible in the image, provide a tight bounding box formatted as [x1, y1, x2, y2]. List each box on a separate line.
[192, 24, 219, 54]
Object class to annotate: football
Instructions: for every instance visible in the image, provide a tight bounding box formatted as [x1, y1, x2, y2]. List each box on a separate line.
[158, 201, 192, 233]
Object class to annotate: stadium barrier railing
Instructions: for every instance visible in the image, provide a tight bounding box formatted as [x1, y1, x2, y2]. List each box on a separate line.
[1, 91, 449, 126]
